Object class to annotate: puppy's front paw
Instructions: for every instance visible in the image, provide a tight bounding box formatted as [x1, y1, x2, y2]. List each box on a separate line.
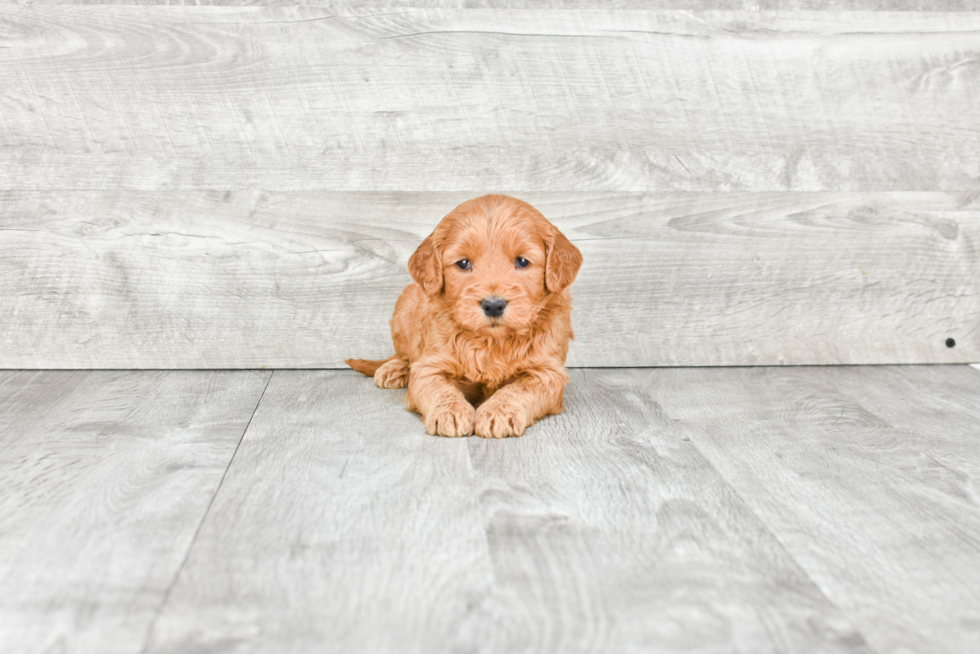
[424, 401, 475, 438]
[475, 401, 528, 439]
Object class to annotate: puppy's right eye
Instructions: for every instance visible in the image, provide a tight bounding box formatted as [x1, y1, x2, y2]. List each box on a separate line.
[456, 259, 471, 270]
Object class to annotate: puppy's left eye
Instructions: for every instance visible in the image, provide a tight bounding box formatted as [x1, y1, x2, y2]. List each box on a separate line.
[515, 257, 530, 269]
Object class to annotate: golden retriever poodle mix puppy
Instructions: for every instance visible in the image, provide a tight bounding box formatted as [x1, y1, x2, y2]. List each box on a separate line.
[347, 194, 583, 439]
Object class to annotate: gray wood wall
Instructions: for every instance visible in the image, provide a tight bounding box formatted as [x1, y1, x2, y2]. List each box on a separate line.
[1, 5, 977, 367]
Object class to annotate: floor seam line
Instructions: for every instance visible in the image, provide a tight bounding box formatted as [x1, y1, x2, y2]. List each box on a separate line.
[137, 369, 275, 654]
[659, 408, 884, 654]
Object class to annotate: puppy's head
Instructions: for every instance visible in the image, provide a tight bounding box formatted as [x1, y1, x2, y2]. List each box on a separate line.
[408, 195, 582, 334]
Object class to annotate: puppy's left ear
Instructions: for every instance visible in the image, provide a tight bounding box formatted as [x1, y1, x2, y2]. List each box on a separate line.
[545, 227, 583, 293]
[408, 234, 444, 296]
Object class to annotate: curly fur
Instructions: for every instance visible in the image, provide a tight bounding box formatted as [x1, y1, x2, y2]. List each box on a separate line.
[346, 195, 582, 438]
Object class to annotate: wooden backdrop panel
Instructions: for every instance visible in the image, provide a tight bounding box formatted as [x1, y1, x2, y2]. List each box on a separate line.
[1, 191, 976, 368]
[1, 8, 979, 191]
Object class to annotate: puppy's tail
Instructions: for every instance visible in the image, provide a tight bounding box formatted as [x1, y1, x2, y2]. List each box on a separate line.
[345, 355, 395, 378]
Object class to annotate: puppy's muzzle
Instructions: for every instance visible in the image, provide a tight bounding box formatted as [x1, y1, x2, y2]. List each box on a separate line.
[481, 296, 508, 318]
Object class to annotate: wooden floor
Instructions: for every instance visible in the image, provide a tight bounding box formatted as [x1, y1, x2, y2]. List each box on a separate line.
[1, 366, 978, 654]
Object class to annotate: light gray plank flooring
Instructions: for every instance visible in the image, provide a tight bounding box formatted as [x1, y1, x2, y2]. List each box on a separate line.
[144, 369, 871, 653]
[2, 191, 977, 368]
[5, 366, 980, 653]
[10, 2, 980, 10]
[650, 365, 980, 654]
[140, 371, 497, 653]
[0, 370, 271, 654]
[2, 8, 979, 192]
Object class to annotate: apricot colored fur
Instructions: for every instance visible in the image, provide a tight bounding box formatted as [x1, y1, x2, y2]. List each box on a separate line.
[345, 195, 583, 438]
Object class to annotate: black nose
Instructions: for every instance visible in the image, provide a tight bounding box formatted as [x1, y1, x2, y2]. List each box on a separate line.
[481, 296, 507, 318]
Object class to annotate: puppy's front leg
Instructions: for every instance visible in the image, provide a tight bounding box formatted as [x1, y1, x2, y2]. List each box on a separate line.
[407, 366, 475, 438]
[475, 368, 567, 439]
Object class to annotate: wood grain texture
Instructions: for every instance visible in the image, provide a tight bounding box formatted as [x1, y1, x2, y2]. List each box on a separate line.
[0, 369, 271, 654]
[1, 191, 977, 368]
[141, 370, 493, 653]
[2, 8, 980, 191]
[9, 2, 980, 10]
[650, 365, 980, 654]
[144, 369, 871, 654]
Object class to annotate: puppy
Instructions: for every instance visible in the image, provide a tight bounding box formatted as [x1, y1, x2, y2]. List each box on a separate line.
[347, 195, 582, 438]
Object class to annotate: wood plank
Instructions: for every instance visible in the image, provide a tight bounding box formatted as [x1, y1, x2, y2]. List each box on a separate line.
[141, 370, 495, 653]
[145, 369, 872, 653]
[460, 369, 873, 653]
[1, 191, 976, 368]
[649, 365, 980, 654]
[2, 8, 979, 191]
[12, 1, 980, 10]
[0, 369, 271, 654]
[808, 364, 980, 484]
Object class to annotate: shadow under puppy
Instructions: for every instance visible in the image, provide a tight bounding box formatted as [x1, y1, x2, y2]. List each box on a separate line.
[347, 194, 583, 438]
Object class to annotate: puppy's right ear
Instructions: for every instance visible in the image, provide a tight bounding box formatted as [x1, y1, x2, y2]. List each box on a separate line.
[408, 234, 443, 296]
